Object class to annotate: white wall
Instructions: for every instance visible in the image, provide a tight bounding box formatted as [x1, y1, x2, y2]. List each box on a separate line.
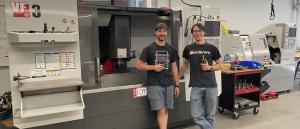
[171, 0, 296, 34]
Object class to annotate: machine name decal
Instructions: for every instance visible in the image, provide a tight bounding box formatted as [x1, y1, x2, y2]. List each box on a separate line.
[10, 1, 41, 18]
[32, 4, 41, 18]
[132, 87, 147, 98]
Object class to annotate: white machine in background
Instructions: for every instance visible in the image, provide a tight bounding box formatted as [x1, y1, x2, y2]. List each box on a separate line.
[4, 0, 84, 128]
[177, 6, 222, 100]
[221, 23, 296, 93]
[257, 23, 297, 64]
[256, 23, 297, 92]
[221, 34, 270, 64]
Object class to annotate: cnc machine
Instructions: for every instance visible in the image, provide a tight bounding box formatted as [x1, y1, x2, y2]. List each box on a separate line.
[220, 23, 296, 93]
[78, 3, 192, 129]
[2, 1, 194, 129]
[257, 23, 296, 92]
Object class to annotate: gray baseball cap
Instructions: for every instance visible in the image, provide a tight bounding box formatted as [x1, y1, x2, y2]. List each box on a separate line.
[155, 23, 168, 31]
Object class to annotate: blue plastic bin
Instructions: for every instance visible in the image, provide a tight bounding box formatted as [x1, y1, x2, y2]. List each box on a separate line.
[239, 61, 262, 69]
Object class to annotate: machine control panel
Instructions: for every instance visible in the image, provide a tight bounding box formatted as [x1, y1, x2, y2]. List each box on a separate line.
[283, 25, 296, 49]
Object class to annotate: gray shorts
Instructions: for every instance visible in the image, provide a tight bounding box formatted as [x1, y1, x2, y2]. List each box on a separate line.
[147, 86, 174, 111]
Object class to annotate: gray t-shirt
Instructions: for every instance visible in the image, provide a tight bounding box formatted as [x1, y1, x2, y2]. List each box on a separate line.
[182, 43, 221, 88]
[140, 42, 179, 87]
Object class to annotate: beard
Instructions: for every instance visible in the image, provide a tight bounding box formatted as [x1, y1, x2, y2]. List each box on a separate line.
[157, 35, 166, 41]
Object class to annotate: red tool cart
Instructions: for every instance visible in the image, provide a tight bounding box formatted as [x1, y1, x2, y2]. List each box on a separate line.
[218, 69, 269, 119]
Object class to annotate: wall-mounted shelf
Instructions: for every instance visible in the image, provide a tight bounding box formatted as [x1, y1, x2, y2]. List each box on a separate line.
[8, 32, 78, 43]
[18, 78, 83, 92]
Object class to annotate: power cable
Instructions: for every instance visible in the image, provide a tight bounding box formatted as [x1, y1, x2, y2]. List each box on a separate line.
[270, 0, 275, 20]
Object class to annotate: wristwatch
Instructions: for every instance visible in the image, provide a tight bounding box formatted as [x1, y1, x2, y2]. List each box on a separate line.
[175, 85, 180, 88]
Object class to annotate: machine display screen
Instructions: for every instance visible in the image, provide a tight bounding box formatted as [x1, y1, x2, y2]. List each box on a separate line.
[288, 28, 296, 37]
[204, 21, 221, 37]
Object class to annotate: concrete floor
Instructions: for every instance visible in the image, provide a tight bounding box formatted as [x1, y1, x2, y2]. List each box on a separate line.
[181, 89, 300, 129]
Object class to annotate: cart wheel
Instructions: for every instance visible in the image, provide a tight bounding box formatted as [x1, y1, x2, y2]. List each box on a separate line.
[253, 108, 259, 115]
[218, 107, 224, 113]
[232, 112, 239, 119]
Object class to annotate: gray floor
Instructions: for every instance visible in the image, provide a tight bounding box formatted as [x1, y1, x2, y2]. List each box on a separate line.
[182, 87, 300, 129]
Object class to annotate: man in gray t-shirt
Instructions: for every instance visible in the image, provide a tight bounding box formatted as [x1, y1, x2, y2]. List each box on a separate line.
[180, 23, 222, 129]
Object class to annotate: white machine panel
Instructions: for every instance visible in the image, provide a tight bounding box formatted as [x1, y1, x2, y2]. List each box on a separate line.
[221, 35, 253, 61]
[0, 43, 8, 66]
[248, 34, 270, 64]
[0, 5, 5, 30]
[256, 23, 296, 92]
[257, 23, 296, 64]
[263, 64, 295, 93]
[221, 34, 271, 64]
[4, 0, 84, 128]
[0, 5, 8, 66]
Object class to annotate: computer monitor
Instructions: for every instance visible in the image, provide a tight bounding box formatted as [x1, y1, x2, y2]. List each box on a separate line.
[204, 20, 221, 37]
